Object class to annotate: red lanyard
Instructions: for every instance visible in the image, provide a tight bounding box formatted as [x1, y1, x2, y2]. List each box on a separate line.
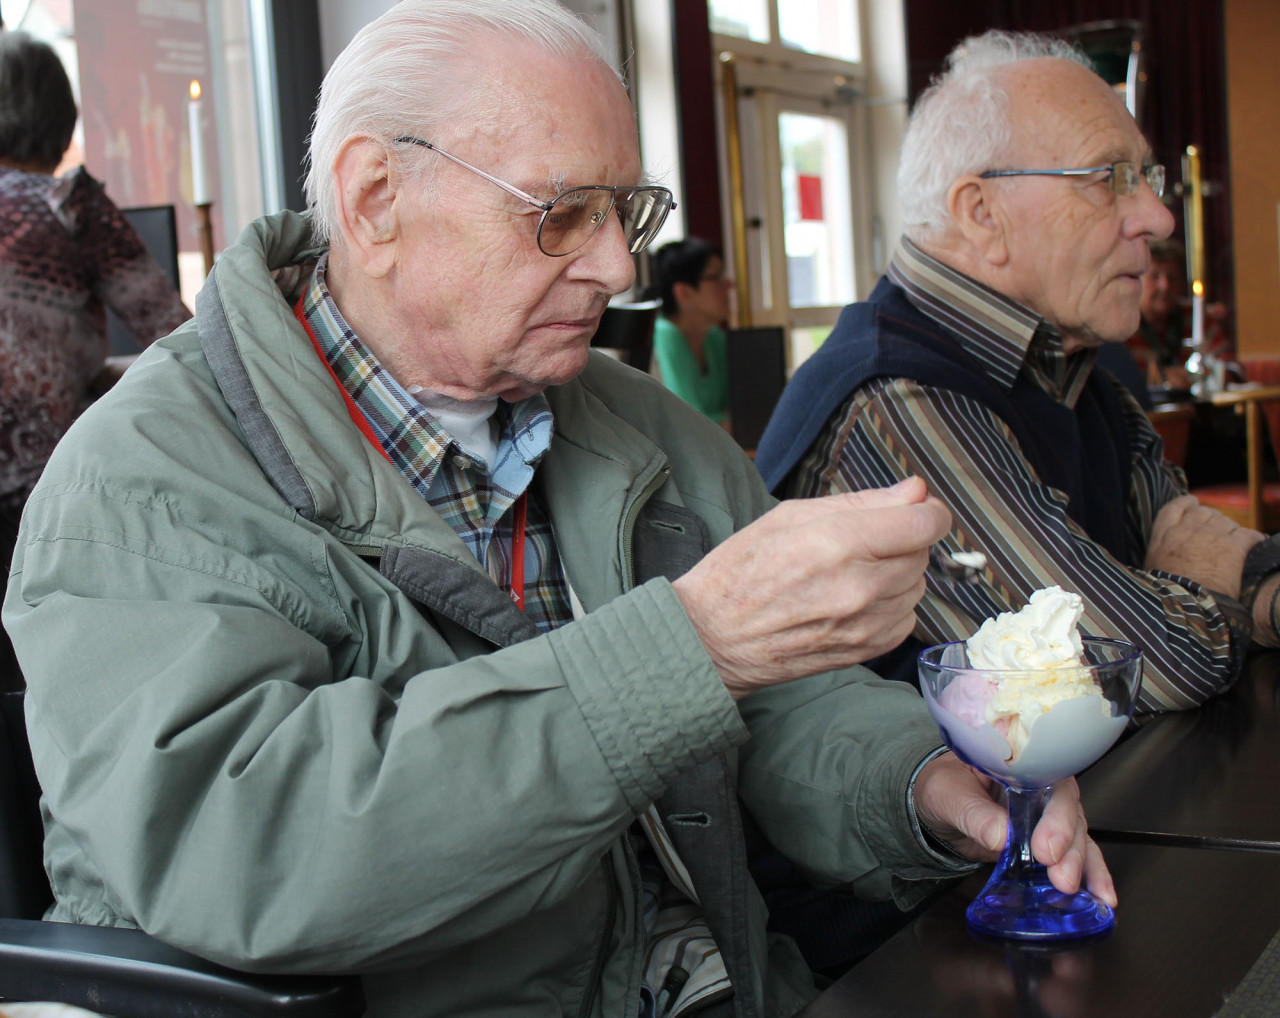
[295, 296, 528, 611]
[508, 491, 527, 611]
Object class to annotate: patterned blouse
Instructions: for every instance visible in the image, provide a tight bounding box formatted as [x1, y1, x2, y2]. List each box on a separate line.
[0, 166, 190, 500]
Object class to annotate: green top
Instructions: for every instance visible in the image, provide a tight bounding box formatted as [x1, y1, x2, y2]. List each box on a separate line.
[653, 315, 729, 423]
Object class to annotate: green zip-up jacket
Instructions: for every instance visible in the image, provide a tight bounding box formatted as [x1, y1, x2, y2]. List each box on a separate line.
[4, 211, 958, 1017]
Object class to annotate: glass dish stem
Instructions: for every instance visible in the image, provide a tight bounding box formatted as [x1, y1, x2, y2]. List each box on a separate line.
[1002, 784, 1052, 882]
[966, 782, 1115, 941]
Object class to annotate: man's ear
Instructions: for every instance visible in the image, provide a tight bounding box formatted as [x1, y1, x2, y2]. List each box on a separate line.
[332, 137, 400, 277]
[947, 175, 1009, 268]
[672, 279, 696, 305]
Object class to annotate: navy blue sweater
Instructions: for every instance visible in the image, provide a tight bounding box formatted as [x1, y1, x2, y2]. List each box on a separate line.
[754, 277, 1133, 562]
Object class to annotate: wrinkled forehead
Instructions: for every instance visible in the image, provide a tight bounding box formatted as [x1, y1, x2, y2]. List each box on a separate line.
[1000, 58, 1149, 166]
[439, 38, 641, 185]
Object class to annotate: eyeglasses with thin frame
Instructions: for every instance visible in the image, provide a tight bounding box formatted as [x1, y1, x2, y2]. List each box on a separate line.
[394, 136, 675, 258]
[979, 161, 1166, 199]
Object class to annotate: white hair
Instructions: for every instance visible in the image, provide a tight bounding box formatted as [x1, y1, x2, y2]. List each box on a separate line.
[897, 30, 1093, 242]
[304, 0, 621, 245]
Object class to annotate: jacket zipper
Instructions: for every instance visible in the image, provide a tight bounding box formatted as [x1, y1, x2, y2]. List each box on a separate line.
[579, 460, 670, 1016]
[619, 464, 671, 591]
[576, 854, 618, 1018]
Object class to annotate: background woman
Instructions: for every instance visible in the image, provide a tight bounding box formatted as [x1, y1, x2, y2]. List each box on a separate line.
[0, 31, 190, 687]
[644, 237, 732, 424]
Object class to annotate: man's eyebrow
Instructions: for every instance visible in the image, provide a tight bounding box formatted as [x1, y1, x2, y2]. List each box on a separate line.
[1119, 145, 1156, 166]
[538, 169, 662, 195]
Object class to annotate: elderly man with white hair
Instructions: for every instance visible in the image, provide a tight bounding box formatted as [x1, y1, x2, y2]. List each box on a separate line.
[6, 6, 1111, 1016]
[757, 29, 1280, 716]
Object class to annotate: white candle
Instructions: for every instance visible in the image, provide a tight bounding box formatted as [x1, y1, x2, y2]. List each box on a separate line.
[188, 80, 210, 206]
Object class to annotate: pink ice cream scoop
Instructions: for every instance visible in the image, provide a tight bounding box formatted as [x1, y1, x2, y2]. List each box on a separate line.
[938, 672, 998, 727]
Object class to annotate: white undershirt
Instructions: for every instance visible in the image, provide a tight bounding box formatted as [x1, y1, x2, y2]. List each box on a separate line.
[407, 385, 500, 470]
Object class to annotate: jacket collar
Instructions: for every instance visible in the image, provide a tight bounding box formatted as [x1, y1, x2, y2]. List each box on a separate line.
[197, 211, 675, 637]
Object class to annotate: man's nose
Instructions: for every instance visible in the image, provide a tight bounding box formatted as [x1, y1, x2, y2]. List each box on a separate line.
[1132, 181, 1176, 241]
[571, 212, 637, 294]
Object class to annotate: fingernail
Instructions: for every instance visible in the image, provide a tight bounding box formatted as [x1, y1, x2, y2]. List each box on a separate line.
[1045, 834, 1066, 863]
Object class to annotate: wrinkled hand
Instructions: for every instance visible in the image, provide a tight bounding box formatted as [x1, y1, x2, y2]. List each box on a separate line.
[673, 476, 951, 698]
[913, 754, 1115, 905]
[1145, 495, 1263, 599]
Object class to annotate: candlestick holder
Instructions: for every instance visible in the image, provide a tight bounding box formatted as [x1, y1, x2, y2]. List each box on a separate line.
[195, 202, 215, 277]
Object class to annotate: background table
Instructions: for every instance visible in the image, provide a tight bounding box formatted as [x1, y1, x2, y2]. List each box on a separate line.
[1181, 384, 1280, 531]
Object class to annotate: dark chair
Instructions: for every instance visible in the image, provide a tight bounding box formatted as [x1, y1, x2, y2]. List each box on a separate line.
[0, 691, 365, 1017]
[590, 298, 661, 371]
[106, 204, 181, 357]
[725, 326, 787, 453]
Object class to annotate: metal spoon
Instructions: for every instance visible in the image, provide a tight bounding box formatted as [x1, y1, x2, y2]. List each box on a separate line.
[930, 548, 987, 585]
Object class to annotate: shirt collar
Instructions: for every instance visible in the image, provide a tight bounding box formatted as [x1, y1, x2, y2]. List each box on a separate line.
[300, 254, 554, 491]
[888, 237, 1096, 405]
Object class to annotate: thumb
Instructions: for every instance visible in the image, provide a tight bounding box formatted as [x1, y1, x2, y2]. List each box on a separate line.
[835, 475, 930, 510]
[767, 476, 930, 527]
[966, 797, 1009, 854]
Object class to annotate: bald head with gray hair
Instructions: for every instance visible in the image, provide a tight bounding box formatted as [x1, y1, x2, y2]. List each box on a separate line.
[304, 0, 621, 246]
[897, 30, 1093, 243]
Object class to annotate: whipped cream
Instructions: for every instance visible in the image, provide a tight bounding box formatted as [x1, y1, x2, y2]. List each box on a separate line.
[952, 586, 1106, 759]
[966, 586, 1086, 670]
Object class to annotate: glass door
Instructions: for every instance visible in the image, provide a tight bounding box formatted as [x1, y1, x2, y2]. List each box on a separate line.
[778, 105, 859, 366]
[712, 1, 873, 371]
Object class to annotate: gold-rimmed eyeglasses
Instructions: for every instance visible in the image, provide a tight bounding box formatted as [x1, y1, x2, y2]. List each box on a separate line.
[394, 136, 675, 258]
[979, 161, 1166, 199]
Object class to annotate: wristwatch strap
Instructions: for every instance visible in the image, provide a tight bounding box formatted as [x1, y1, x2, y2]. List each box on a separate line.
[1241, 535, 1280, 604]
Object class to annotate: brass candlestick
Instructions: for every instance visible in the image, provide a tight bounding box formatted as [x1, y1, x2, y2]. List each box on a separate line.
[195, 201, 215, 276]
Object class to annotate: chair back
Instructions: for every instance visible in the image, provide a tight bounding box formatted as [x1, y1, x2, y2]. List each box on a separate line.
[726, 326, 787, 452]
[1147, 402, 1195, 468]
[106, 204, 180, 356]
[0, 691, 54, 919]
[591, 299, 661, 371]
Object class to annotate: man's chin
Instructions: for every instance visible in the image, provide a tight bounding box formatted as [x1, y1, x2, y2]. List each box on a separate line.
[498, 352, 592, 401]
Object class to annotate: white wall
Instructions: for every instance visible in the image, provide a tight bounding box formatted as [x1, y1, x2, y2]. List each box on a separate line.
[317, 0, 398, 67]
[860, 0, 908, 276]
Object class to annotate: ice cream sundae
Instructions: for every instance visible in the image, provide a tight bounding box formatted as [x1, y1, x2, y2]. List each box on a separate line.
[917, 592, 1144, 938]
[922, 586, 1133, 786]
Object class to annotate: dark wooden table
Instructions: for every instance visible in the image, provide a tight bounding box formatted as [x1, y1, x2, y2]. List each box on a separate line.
[1079, 652, 1280, 850]
[796, 841, 1280, 1017]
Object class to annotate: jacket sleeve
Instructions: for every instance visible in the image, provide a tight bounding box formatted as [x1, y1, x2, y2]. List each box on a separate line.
[5, 481, 745, 974]
[734, 669, 964, 907]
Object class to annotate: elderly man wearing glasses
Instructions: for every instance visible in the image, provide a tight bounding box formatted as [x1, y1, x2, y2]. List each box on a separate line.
[758, 30, 1280, 719]
[6, 5, 1111, 1016]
